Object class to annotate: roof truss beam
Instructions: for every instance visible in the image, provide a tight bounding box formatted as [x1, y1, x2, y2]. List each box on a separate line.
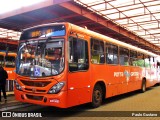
[60, 2, 160, 52]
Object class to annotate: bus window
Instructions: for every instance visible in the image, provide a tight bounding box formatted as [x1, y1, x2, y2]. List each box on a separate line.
[91, 38, 105, 64]
[130, 50, 137, 66]
[157, 62, 160, 69]
[137, 53, 145, 67]
[106, 43, 118, 64]
[69, 37, 89, 72]
[150, 57, 155, 68]
[144, 56, 150, 68]
[119, 47, 129, 66]
[5, 56, 16, 68]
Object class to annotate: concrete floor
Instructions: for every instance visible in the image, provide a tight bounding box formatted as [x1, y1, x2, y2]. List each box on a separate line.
[1, 85, 160, 120]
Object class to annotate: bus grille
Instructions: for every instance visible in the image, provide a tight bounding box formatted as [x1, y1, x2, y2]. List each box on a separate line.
[25, 88, 46, 93]
[26, 94, 43, 101]
[21, 80, 51, 87]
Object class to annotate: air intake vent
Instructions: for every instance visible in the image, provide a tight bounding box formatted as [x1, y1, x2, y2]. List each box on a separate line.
[21, 80, 51, 87]
[26, 94, 43, 101]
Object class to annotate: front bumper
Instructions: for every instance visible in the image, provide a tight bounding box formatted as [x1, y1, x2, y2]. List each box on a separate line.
[14, 89, 67, 108]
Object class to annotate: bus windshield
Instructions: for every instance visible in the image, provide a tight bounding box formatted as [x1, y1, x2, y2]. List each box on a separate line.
[16, 38, 64, 77]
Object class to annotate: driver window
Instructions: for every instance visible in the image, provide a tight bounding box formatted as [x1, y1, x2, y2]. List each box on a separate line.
[69, 36, 89, 72]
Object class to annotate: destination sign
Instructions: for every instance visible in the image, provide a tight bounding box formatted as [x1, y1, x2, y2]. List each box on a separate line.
[20, 25, 65, 40]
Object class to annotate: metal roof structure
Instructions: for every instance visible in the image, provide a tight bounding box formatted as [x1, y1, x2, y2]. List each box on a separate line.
[0, 28, 21, 40]
[0, 28, 19, 51]
[0, 0, 160, 54]
[75, 0, 160, 50]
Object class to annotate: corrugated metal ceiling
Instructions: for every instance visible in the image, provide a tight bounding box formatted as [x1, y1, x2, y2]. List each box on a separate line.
[75, 0, 160, 47]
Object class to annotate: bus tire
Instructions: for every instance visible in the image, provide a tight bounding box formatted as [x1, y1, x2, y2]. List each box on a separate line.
[141, 79, 146, 93]
[91, 84, 103, 108]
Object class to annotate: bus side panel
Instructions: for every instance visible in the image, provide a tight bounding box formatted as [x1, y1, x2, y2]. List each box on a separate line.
[151, 68, 158, 86]
[117, 83, 128, 95]
[128, 67, 142, 92]
[67, 71, 91, 107]
[118, 66, 131, 94]
[105, 65, 122, 97]
[145, 68, 150, 87]
[90, 64, 122, 98]
[158, 69, 160, 83]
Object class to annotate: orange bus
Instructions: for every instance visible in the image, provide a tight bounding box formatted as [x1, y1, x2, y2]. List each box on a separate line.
[14, 22, 160, 108]
[0, 52, 16, 91]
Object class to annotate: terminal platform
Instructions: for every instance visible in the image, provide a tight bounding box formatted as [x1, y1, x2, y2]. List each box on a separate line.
[0, 92, 29, 111]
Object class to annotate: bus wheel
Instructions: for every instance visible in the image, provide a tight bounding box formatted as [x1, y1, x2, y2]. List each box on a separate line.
[91, 84, 103, 108]
[141, 80, 146, 93]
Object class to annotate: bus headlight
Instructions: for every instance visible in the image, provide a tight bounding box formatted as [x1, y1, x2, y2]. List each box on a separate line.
[14, 80, 22, 91]
[48, 82, 65, 94]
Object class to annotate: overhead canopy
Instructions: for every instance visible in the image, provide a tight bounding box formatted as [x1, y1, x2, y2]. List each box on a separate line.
[0, 0, 160, 54]
[75, 0, 160, 52]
